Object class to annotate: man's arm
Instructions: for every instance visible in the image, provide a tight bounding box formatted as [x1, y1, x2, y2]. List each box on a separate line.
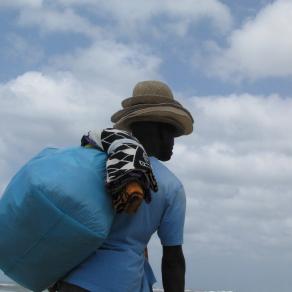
[162, 245, 185, 292]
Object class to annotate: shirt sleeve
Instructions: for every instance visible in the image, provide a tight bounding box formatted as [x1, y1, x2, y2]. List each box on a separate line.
[157, 184, 186, 246]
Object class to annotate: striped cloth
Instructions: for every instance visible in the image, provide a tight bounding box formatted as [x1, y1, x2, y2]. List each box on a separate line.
[81, 128, 158, 213]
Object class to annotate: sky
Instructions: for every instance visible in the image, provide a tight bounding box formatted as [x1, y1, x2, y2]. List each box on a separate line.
[1, 0, 292, 291]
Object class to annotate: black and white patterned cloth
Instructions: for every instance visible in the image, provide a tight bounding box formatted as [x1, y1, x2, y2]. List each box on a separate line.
[81, 128, 158, 212]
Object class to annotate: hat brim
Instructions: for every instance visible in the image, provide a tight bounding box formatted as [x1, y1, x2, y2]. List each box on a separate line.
[111, 105, 193, 137]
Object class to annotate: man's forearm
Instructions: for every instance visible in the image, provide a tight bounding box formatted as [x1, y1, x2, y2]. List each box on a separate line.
[162, 245, 185, 292]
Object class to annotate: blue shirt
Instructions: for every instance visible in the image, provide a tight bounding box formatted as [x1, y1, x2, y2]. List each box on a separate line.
[65, 157, 186, 292]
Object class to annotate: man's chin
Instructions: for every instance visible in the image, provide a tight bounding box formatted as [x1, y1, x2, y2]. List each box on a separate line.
[159, 152, 173, 161]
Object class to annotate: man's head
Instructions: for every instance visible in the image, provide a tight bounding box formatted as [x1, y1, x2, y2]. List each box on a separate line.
[130, 121, 176, 161]
[111, 80, 194, 160]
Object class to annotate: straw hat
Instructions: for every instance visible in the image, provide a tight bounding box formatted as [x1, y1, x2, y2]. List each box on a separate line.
[111, 80, 194, 137]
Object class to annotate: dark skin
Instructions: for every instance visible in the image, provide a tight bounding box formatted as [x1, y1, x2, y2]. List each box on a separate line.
[131, 121, 186, 292]
[131, 121, 175, 161]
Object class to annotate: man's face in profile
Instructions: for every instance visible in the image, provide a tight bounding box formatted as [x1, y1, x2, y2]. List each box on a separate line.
[130, 121, 176, 161]
[158, 123, 175, 161]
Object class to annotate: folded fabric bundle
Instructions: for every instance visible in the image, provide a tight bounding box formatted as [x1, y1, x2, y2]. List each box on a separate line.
[81, 128, 158, 213]
[0, 147, 114, 291]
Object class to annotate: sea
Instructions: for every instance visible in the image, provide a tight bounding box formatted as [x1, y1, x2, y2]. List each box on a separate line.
[0, 283, 28, 291]
[0, 283, 234, 292]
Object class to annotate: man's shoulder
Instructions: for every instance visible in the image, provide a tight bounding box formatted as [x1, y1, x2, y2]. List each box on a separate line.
[149, 157, 183, 192]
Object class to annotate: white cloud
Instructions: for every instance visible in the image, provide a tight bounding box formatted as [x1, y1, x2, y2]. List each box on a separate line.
[17, 6, 102, 39]
[0, 37, 161, 194]
[0, 72, 90, 189]
[143, 93, 292, 290]
[2, 34, 44, 65]
[206, 0, 292, 80]
[0, 70, 115, 195]
[0, 0, 42, 8]
[189, 94, 292, 152]
[51, 40, 162, 95]
[167, 93, 292, 259]
[89, 0, 233, 36]
[5, 0, 232, 38]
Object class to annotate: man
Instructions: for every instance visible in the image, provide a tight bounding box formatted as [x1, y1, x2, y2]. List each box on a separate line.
[60, 80, 194, 292]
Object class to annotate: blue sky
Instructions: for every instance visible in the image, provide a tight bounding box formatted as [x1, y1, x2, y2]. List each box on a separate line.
[1, 1, 292, 291]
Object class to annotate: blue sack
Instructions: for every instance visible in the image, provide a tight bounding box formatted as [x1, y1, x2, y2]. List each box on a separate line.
[0, 147, 115, 291]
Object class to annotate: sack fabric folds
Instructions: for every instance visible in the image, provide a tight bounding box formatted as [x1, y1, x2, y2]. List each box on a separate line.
[0, 147, 114, 291]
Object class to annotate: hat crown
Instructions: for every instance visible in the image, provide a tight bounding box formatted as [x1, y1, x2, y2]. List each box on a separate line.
[122, 80, 176, 108]
[112, 80, 194, 137]
[132, 80, 174, 99]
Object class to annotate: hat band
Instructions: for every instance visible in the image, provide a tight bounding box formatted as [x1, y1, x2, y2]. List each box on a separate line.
[122, 95, 180, 108]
